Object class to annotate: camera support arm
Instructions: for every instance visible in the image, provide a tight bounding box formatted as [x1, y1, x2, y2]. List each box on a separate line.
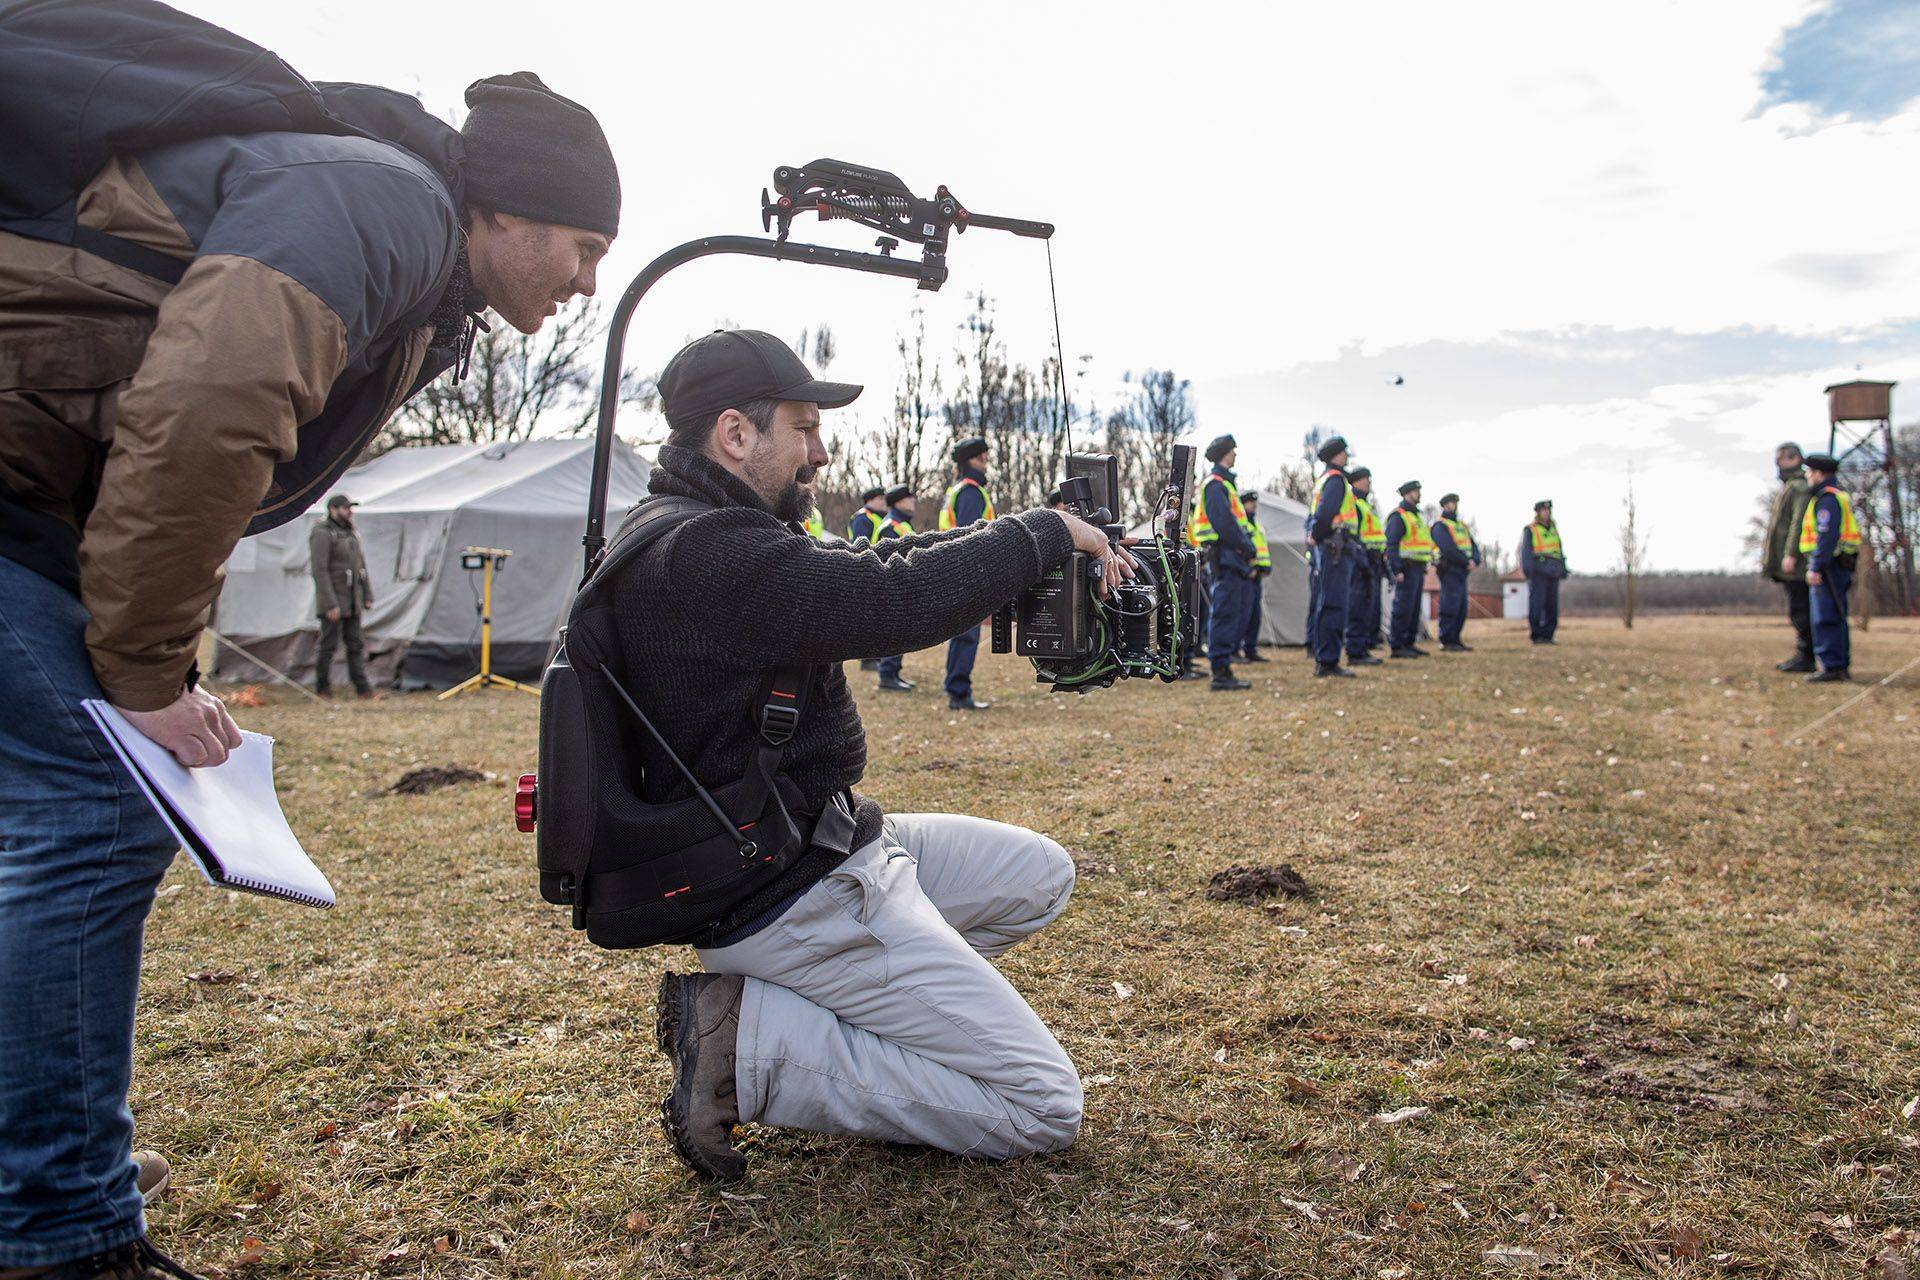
[582, 159, 1054, 574]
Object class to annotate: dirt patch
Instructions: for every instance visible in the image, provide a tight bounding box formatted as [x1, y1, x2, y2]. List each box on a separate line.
[1565, 1029, 1767, 1114]
[388, 765, 489, 795]
[1206, 863, 1313, 902]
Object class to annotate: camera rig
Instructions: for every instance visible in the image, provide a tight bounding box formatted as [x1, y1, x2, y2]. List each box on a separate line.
[992, 445, 1202, 691]
[580, 159, 1053, 573]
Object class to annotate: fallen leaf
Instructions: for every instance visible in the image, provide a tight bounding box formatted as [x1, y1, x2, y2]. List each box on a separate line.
[1156, 1217, 1194, 1232]
[1602, 1170, 1655, 1200]
[433, 1236, 453, 1255]
[1669, 1223, 1703, 1261]
[1769, 972, 1790, 991]
[1466, 1027, 1492, 1040]
[1371, 1105, 1432, 1127]
[1274, 925, 1308, 938]
[1280, 1196, 1322, 1222]
[380, 1243, 411, 1264]
[1574, 935, 1596, 949]
[1084, 1074, 1118, 1087]
[1211, 1046, 1228, 1064]
[1281, 1074, 1322, 1098]
[719, 1191, 766, 1202]
[312, 1120, 337, 1142]
[1782, 1006, 1800, 1029]
[1452, 1197, 1473, 1220]
[1506, 1037, 1536, 1052]
[1483, 1246, 1552, 1271]
[1902, 1096, 1919, 1123]
[623, 1210, 651, 1235]
[1112, 981, 1134, 1000]
[155, 884, 185, 902]
[185, 969, 242, 985]
[232, 1237, 267, 1268]
[1867, 1252, 1911, 1280]
[1324, 1153, 1367, 1182]
[1378, 1269, 1411, 1280]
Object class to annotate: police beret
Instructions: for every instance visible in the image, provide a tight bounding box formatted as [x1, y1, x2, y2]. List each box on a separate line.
[884, 483, 913, 504]
[1317, 435, 1348, 463]
[1439, 492, 1459, 505]
[1397, 480, 1420, 496]
[1534, 498, 1553, 510]
[1348, 466, 1371, 481]
[1803, 452, 1839, 471]
[951, 436, 988, 464]
[860, 485, 885, 502]
[1204, 433, 1237, 463]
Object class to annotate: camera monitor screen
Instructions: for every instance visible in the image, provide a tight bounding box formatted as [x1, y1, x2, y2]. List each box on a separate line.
[1066, 452, 1121, 520]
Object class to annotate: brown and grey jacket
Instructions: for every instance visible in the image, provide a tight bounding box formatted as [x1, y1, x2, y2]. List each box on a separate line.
[0, 129, 466, 709]
[310, 517, 373, 618]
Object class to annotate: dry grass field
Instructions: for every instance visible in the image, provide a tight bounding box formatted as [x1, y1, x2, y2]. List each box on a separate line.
[136, 615, 1920, 1279]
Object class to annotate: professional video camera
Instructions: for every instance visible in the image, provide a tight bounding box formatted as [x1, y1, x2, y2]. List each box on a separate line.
[991, 445, 1202, 691]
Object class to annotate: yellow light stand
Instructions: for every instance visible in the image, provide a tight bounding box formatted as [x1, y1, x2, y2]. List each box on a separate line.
[438, 546, 540, 700]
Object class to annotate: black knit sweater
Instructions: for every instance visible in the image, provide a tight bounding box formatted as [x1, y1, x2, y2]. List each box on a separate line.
[614, 445, 1077, 940]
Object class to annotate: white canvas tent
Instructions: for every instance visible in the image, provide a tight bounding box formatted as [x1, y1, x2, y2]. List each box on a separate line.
[212, 438, 651, 689]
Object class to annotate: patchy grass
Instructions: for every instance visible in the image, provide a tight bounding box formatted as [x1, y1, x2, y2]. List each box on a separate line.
[139, 615, 1920, 1278]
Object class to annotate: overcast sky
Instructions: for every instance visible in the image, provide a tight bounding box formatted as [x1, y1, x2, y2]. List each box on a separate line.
[182, 0, 1920, 571]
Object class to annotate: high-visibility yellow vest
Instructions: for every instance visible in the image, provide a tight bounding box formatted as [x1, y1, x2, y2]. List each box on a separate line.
[938, 476, 995, 530]
[1247, 519, 1270, 569]
[1191, 473, 1248, 546]
[1312, 470, 1359, 534]
[804, 509, 825, 539]
[1799, 484, 1861, 556]
[885, 514, 915, 536]
[1528, 521, 1563, 559]
[1438, 517, 1473, 559]
[1355, 495, 1387, 551]
[1394, 505, 1435, 562]
[849, 508, 887, 542]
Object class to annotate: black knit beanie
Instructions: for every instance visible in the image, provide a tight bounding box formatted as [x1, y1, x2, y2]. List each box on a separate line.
[461, 72, 620, 237]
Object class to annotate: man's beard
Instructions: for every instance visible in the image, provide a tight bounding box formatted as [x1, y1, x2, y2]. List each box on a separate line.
[747, 454, 818, 523]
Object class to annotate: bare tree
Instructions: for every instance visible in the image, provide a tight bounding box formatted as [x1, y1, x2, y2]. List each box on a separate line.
[940, 293, 1066, 513]
[1104, 368, 1195, 524]
[1616, 461, 1648, 628]
[376, 300, 650, 454]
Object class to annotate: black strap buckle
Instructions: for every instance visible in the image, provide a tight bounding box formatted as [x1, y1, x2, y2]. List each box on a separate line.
[759, 701, 800, 746]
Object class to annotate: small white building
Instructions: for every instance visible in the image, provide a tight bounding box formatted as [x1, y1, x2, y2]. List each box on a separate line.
[1502, 568, 1529, 619]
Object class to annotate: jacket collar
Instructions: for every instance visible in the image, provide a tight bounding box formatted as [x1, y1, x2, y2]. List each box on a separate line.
[1212, 463, 1236, 482]
[957, 464, 988, 487]
[650, 444, 779, 517]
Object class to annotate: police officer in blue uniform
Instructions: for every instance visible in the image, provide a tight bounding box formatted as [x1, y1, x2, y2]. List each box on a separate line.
[1384, 480, 1430, 658]
[875, 484, 918, 692]
[1307, 435, 1359, 678]
[1430, 491, 1480, 653]
[1801, 452, 1858, 683]
[941, 437, 994, 710]
[1238, 490, 1270, 663]
[1198, 433, 1256, 691]
[848, 486, 888, 543]
[1343, 467, 1384, 666]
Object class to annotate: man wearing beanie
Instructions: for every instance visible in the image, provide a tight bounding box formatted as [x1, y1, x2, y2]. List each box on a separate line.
[624, 330, 1128, 1183]
[0, 6, 621, 1272]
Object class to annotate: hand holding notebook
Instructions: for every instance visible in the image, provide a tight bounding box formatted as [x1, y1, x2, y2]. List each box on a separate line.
[83, 700, 335, 908]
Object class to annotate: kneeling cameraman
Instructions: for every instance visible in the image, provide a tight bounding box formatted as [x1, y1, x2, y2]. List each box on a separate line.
[621, 329, 1130, 1182]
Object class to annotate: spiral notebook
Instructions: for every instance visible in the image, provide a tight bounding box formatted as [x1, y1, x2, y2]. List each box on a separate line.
[82, 700, 335, 908]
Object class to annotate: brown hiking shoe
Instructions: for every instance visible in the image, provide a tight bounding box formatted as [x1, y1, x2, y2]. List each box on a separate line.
[655, 971, 746, 1183]
[3, 1238, 204, 1279]
[132, 1151, 170, 1205]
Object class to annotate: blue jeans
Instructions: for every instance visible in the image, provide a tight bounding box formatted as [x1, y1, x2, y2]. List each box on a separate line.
[1809, 567, 1852, 671]
[1527, 571, 1560, 640]
[1310, 545, 1350, 665]
[944, 623, 980, 700]
[1437, 568, 1469, 645]
[0, 556, 177, 1267]
[1389, 561, 1426, 648]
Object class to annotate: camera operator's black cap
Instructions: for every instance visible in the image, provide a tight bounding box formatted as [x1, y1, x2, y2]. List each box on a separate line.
[885, 483, 913, 504]
[952, 436, 989, 465]
[1804, 452, 1839, 472]
[1204, 433, 1236, 463]
[1440, 492, 1460, 504]
[659, 330, 862, 426]
[1348, 466, 1371, 481]
[1397, 480, 1420, 496]
[1317, 436, 1349, 463]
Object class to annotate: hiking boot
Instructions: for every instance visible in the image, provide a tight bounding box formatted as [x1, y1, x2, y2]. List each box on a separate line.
[1347, 653, 1383, 666]
[877, 676, 916, 692]
[1178, 667, 1208, 681]
[1806, 668, 1851, 683]
[1441, 642, 1471, 653]
[1314, 663, 1356, 678]
[1209, 673, 1251, 691]
[1775, 656, 1816, 673]
[1389, 646, 1420, 659]
[656, 971, 746, 1183]
[1408, 645, 1430, 657]
[1239, 652, 1270, 663]
[948, 696, 990, 711]
[133, 1151, 170, 1205]
[3, 1237, 205, 1279]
